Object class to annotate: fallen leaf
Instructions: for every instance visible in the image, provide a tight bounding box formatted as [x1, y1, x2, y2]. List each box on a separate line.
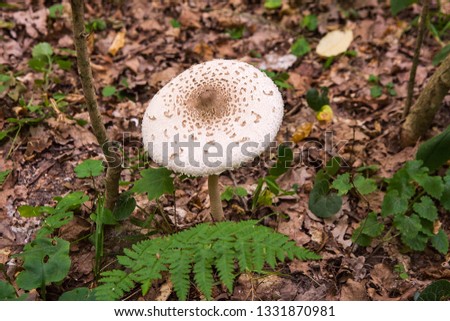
[331, 215, 352, 248]
[155, 281, 173, 301]
[259, 53, 297, 71]
[150, 66, 181, 88]
[340, 278, 368, 300]
[316, 29, 353, 57]
[59, 216, 91, 242]
[108, 29, 126, 56]
[192, 42, 214, 61]
[179, 5, 202, 29]
[12, 8, 48, 38]
[292, 122, 313, 143]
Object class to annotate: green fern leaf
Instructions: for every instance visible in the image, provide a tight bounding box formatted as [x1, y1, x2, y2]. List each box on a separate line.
[235, 239, 252, 271]
[95, 270, 135, 300]
[166, 249, 193, 300]
[193, 248, 214, 300]
[97, 220, 320, 300]
[213, 242, 235, 292]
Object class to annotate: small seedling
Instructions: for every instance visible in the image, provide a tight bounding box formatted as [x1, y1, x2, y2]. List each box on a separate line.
[48, 4, 64, 19]
[101, 78, 130, 99]
[291, 37, 311, 57]
[301, 14, 318, 31]
[170, 18, 181, 28]
[368, 74, 397, 98]
[28, 42, 72, 92]
[264, 0, 282, 9]
[394, 264, 409, 280]
[221, 186, 248, 201]
[261, 70, 292, 89]
[226, 26, 245, 40]
[85, 18, 107, 33]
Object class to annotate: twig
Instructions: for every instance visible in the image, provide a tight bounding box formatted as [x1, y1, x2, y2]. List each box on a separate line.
[403, 0, 429, 118]
[70, 0, 122, 210]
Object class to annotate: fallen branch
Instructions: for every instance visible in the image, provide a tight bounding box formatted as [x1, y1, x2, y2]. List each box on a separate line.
[70, 0, 121, 210]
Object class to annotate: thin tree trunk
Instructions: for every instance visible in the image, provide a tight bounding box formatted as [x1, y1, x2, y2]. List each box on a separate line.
[401, 53, 450, 147]
[70, 0, 122, 210]
[403, 0, 429, 118]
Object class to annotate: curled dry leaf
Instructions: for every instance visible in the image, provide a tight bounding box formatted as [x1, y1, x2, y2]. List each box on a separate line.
[292, 122, 313, 143]
[108, 29, 126, 56]
[316, 29, 353, 57]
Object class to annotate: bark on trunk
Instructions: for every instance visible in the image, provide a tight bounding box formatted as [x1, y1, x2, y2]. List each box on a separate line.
[401, 53, 450, 147]
[70, 0, 122, 210]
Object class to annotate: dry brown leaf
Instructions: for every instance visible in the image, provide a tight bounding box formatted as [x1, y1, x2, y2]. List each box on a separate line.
[150, 66, 181, 88]
[340, 278, 368, 300]
[108, 29, 126, 56]
[331, 215, 352, 249]
[12, 8, 48, 38]
[179, 5, 202, 29]
[155, 281, 173, 301]
[192, 42, 214, 61]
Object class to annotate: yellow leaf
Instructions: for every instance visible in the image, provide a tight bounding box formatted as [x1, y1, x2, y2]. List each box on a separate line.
[108, 29, 126, 56]
[316, 105, 333, 123]
[316, 29, 353, 57]
[292, 122, 313, 143]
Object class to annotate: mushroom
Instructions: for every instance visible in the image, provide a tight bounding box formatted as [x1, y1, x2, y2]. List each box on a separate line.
[142, 59, 284, 221]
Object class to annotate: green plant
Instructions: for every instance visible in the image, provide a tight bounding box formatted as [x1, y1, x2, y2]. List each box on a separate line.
[95, 220, 320, 300]
[264, 0, 282, 10]
[306, 87, 330, 112]
[251, 145, 295, 210]
[0, 280, 27, 300]
[301, 14, 318, 31]
[308, 158, 343, 218]
[261, 70, 292, 89]
[416, 124, 450, 172]
[221, 186, 248, 201]
[85, 18, 107, 33]
[101, 78, 130, 100]
[291, 37, 311, 57]
[226, 26, 245, 39]
[368, 74, 397, 98]
[18, 191, 88, 237]
[310, 158, 449, 254]
[8, 191, 87, 300]
[394, 263, 409, 280]
[48, 3, 64, 19]
[170, 18, 181, 28]
[415, 280, 450, 301]
[15, 237, 71, 300]
[0, 169, 11, 186]
[28, 42, 72, 92]
[75, 159, 104, 179]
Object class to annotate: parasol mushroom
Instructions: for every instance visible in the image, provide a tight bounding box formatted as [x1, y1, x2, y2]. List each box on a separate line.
[142, 59, 284, 221]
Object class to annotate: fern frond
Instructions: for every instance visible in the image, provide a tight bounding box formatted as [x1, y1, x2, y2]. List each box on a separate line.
[166, 249, 193, 300]
[98, 220, 320, 300]
[213, 242, 235, 292]
[193, 248, 214, 300]
[95, 270, 135, 300]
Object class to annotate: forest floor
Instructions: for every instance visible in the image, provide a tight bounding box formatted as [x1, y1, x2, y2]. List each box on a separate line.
[0, 0, 449, 301]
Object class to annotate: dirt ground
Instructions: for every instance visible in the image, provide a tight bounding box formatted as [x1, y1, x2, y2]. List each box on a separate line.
[0, 0, 449, 300]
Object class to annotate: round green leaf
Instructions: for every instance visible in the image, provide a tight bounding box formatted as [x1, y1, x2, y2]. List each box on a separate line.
[74, 159, 104, 178]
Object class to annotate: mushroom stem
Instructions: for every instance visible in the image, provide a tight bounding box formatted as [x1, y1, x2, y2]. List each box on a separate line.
[208, 175, 225, 221]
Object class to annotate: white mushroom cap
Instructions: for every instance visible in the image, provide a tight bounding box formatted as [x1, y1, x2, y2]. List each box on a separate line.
[142, 59, 284, 176]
